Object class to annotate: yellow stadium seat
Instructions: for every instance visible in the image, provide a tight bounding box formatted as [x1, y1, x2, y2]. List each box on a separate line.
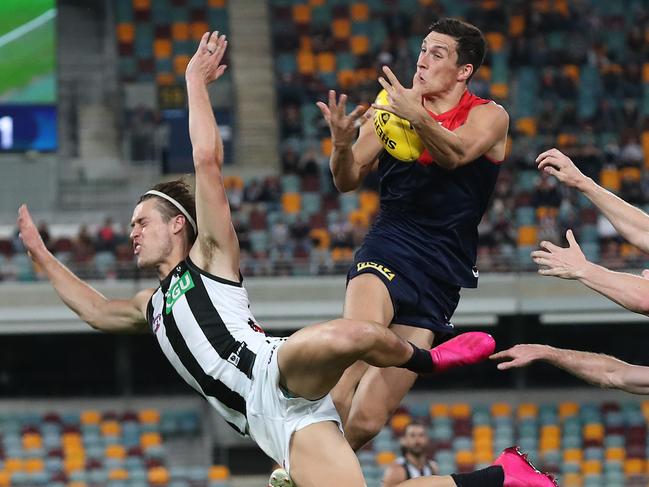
[63, 457, 84, 474]
[133, 0, 150, 10]
[332, 19, 351, 39]
[148, 466, 170, 485]
[563, 64, 580, 82]
[292, 4, 311, 24]
[559, 402, 579, 418]
[208, 0, 226, 6]
[515, 118, 537, 136]
[22, 433, 42, 450]
[101, 420, 121, 437]
[557, 133, 577, 147]
[209, 465, 230, 480]
[563, 472, 582, 487]
[24, 459, 44, 473]
[68, 482, 87, 487]
[190, 22, 209, 41]
[376, 451, 397, 466]
[605, 447, 625, 462]
[582, 460, 602, 475]
[4, 459, 22, 473]
[348, 209, 370, 227]
[116, 23, 135, 43]
[475, 449, 494, 464]
[154, 39, 172, 59]
[321, 137, 332, 157]
[0, 471, 9, 487]
[491, 403, 512, 417]
[316, 52, 336, 73]
[540, 425, 560, 437]
[351, 4, 369, 21]
[105, 445, 126, 460]
[359, 190, 379, 214]
[337, 69, 356, 89]
[80, 410, 101, 425]
[600, 167, 620, 192]
[641, 131, 649, 168]
[563, 449, 583, 463]
[517, 225, 538, 246]
[430, 403, 449, 418]
[509, 15, 525, 37]
[476, 65, 491, 81]
[642, 63, 649, 83]
[490, 83, 508, 98]
[455, 450, 475, 466]
[621, 166, 641, 182]
[282, 193, 301, 214]
[172, 22, 189, 41]
[539, 437, 560, 450]
[351, 35, 370, 55]
[583, 423, 604, 442]
[297, 51, 316, 76]
[485, 32, 505, 52]
[140, 432, 162, 449]
[62, 432, 83, 447]
[474, 436, 493, 451]
[642, 400, 649, 420]
[309, 228, 330, 249]
[473, 425, 493, 439]
[390, 413, 411, 433]
[331, 247, 353, 263]
[517, 403, 538, 418]
[624, 459, 645, 476]
[299, 36, 312, 51]
[156, 73, 175, 86]
[450, 403, 471, 419]
[174, 55, 191, 75]
[109, 468, 129, 480]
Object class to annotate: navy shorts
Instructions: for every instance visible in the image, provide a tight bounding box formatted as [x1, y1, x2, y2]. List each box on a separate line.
[346, 258, 460, 334]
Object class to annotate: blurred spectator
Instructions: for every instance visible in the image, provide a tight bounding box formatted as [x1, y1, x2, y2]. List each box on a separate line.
[96, 217, 117, 253]
[382, 422, 438, 486]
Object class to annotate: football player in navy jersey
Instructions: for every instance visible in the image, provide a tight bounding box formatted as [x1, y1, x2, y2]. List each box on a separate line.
[318, 18, 510, 450]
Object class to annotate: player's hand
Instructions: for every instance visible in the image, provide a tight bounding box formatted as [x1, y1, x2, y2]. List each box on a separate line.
[531, 229, 588, 279]
[536, 148, 588, 190]
[316, 90, 368, 148]
[186, 31, 228, 85]
[372, 66, 426, 123]
[490, 344, 552, 370]
[17, 204, 46, 261]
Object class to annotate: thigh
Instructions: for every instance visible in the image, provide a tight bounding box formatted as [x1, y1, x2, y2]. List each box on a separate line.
[289, 421, 366, 487]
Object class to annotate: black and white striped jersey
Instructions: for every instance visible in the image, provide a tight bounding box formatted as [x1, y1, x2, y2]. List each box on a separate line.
[146, 258, 268, 436]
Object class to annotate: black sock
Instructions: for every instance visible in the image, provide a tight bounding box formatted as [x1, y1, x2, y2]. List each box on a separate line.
[397, 342, 434, 373]
[451, 466, 504, 487]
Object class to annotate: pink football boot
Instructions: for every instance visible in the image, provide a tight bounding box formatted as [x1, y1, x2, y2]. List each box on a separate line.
[492, 446, 558, 487]
[429, 331, 496, 373]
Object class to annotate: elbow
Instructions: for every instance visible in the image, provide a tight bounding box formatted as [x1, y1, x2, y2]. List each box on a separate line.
[332, 176, 358, 193]
[192, 148, 221, 168]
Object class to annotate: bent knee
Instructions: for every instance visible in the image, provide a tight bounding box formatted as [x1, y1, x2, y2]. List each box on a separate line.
[320, 320, 381, 356]
[345, 407, 390, 450]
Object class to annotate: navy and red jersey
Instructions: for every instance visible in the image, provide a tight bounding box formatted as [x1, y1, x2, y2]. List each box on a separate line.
[357, 90, 503, 288]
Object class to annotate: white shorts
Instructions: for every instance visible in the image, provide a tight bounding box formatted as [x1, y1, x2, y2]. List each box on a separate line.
[246, 337, 342, 474]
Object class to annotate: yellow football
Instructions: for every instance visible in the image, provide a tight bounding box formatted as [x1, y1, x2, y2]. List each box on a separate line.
[372, 89, 424, 162]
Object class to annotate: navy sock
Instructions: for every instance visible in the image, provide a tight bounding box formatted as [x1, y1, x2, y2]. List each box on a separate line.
[451, 466, 504, 487]
[397, 342, 434, 373]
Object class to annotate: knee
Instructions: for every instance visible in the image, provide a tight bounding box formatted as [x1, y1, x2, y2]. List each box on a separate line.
[345, 407, 388, 450]
[326, 319, 382, 356]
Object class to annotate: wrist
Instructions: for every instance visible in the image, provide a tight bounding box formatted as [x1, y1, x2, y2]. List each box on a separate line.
[574, 260, 595, 281]
[576, 176, 595, 194]
[410, 108, 431, 129]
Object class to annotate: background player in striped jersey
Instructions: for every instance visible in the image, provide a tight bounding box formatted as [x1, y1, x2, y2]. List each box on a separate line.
[15, 31, 520, 487]
[383, 422, 439, 487]
[317, 18, 510, 451]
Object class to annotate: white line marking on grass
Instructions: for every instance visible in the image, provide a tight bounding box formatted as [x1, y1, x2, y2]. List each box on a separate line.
[0, 9, 56, 49]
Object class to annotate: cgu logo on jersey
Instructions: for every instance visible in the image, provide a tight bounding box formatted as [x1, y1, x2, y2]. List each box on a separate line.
[165, 271, 195, 314]
[357, 262, 396, 281]
[373, 117, 397, 150]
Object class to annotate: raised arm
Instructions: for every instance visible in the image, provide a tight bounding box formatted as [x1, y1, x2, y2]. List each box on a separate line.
[491, 344, 649, 395]
[537, 148, 649, 253]
[317, 91, 379, 193]
[372, 66, 509, 170]
[185, 31, 239, 280]
[17, 205, 151, 332]
[531, 229, 649, 315]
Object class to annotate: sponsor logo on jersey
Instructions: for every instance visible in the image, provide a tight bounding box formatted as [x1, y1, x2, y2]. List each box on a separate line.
[165, 271, 195, 314]
[472, 266, 479, 278]
[227, 342, 247, 367]
[356, 261, 396, 281]
[152, 313, 162, 333]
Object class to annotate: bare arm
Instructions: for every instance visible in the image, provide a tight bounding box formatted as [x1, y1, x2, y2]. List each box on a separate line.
[537, 148, 649, 252]
[491, 344, 649, 395]
[17, 205, 150, 332]
[185, 31, 239, 280]
[372, 66, 509, 170]
[317, 91, 378, 192]
[531, 229, 649, 315]
[382, 463, 407, 487]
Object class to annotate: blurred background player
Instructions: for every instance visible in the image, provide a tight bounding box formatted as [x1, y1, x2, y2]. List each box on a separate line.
[317, 18, 509, 450]
[383, 422, 439, 486]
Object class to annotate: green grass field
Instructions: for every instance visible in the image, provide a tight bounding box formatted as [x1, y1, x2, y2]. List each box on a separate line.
[0, 0, 56, 103]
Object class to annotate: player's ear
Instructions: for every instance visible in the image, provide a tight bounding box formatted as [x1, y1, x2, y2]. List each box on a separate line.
[457, 64, 473, 82]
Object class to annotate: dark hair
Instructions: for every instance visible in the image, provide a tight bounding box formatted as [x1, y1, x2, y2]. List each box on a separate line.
[402, 421, 426, 436]
[428, 18, 486, 81]
[138, 178, 197, 245]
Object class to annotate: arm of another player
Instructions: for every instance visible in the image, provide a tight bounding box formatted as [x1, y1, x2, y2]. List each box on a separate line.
[491, 344, 649, 395]
[382, 462, 408, 487]
[373, 66, 509, 170]
[17, 205, 151, 333]
[531, 229, 649, 315]
[185, 31, 240, 280]
[317, 91, 381, 193]
[537, 148, 649, 253]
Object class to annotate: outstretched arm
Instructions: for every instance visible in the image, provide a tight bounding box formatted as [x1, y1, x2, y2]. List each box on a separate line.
[531, 229, 649, 315]
[537, 148, 649, 253]
[185, 31, 240, 280]
[17, 205, 151, 332]
[491, 344, 649, 395]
